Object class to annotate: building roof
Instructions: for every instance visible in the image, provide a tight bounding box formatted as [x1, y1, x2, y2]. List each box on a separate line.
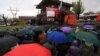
[36, 0, 72, 9]
[19, 16, 34, 20]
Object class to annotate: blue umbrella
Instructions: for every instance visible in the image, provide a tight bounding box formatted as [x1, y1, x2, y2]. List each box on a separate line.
[47, 31, 68, 45]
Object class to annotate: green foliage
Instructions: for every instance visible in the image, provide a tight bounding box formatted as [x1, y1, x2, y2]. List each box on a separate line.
[0, 24, 27, 30]
[72, 0, 84, 19]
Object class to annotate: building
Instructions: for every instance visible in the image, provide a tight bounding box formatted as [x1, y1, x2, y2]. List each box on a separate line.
[36, 0, 72, 25]
[19, 16, 34, 24]
[78, 14, 98, 25]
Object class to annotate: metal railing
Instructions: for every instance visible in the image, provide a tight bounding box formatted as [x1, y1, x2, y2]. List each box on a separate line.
[77, 20, 97, 25]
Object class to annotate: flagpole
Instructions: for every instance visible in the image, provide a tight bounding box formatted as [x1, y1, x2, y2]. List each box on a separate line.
[59, 0, 63, 10]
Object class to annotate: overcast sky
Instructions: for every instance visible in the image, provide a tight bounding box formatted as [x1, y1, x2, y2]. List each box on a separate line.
[0, 0, 100, 18]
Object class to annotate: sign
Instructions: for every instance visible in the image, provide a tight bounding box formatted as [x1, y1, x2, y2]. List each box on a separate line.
[64, 15, 77, 26]
[46, 7, 59, 18]
[96, 14, 100, 22]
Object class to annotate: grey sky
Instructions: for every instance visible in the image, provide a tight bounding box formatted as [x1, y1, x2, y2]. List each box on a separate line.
[0, 0, 100, 18]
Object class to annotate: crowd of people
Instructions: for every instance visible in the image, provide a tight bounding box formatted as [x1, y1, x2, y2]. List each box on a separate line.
[0, 24, 100, 56]
[17, 24, 100, 56]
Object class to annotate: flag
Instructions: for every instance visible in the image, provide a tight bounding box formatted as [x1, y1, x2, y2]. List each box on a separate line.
[64, 15, 77, 26]
[96, 14, 100, 22]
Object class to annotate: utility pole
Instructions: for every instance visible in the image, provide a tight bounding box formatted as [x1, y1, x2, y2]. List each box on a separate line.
[7, 7, 19, 19]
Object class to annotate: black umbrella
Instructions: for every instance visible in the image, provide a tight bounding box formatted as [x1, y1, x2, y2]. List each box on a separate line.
[0, 30, 16, 37]
[15, 28, 33, 36]
[15, 30, 27, 36]
[0, 30, 9, 37]
[97, 29, 100, 40]
[32, 26, 47, 31]
[0, 35, 19, 55]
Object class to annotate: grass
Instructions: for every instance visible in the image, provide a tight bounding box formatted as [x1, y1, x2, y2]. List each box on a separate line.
[0, 24, 27, 30]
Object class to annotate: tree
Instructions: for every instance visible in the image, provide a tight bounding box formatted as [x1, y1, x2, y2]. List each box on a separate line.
[2, 14, 8, 26]
[72, 0, 84, 19]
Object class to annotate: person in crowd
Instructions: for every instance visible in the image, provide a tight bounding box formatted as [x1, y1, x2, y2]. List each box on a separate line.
[43, 42, 56, 56]
[56, 44, 68, 56]
[38, 31, 47, 44]
[81, 42, 94, 56]
[33, 31, 42, 43]
[84, 28, 99, 54]
[68, 40, 81, 56]
[96, 25, 100, 40]
[93, 25, 100, 53]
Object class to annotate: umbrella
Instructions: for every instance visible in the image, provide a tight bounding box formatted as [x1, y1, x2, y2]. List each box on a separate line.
[32, 26, 46, 31]
[0, 35, 19, 55]
[83, 24, 94, 29]
[4, 43, 52, 56]
[97, 29, 100, 40]
[47, 31, 68, 45]
[0, 30, 11, 36]
[67, 32, 76, 43]
[60, 26, 73, 33]
[15, 29, 33, 36]
[15, 30, 26, 36]
[75, 31, 100, 46]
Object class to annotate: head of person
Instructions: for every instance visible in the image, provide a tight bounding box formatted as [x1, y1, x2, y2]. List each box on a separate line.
[71, 39, 80, 47]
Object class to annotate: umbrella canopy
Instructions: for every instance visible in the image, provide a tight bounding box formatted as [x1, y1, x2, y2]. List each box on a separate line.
[0, 35, 19, 55]
[47, 31, 68, 45]
[32, 26, 46, 31]
[75, 31, 100, 46]
[60, 26, 73, 33]
[0, 30, 11, 37]
[15, 29, 33, 36]
[97, 29, 100, 40]
[4, 43, 52, 56]
[15, 25, 34, 36]
[67, 32, 76, 43]
[83, 24, 94, 29]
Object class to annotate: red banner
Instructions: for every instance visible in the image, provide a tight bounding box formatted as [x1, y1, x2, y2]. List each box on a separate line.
[46, 7, 59, 18]
[96, 14, 100, 22]
[64, 15, 77, 26]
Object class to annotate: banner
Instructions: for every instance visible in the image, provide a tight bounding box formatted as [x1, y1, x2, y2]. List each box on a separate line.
[46, 7, 59, 18]
[96, 14, 100, 22]
[64, 15, 77, 26]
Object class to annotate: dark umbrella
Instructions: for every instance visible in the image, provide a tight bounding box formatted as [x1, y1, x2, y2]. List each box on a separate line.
[75, 31, 100, 46]
[47, 31, 68, 45]
[0, 30, 10, 37]
[32, 26, 46, 31]
[15, 29, 33, 36]
[97, 29, 100, 40]
[67, 32, 76, 43]
[0, 35, 19, 55]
